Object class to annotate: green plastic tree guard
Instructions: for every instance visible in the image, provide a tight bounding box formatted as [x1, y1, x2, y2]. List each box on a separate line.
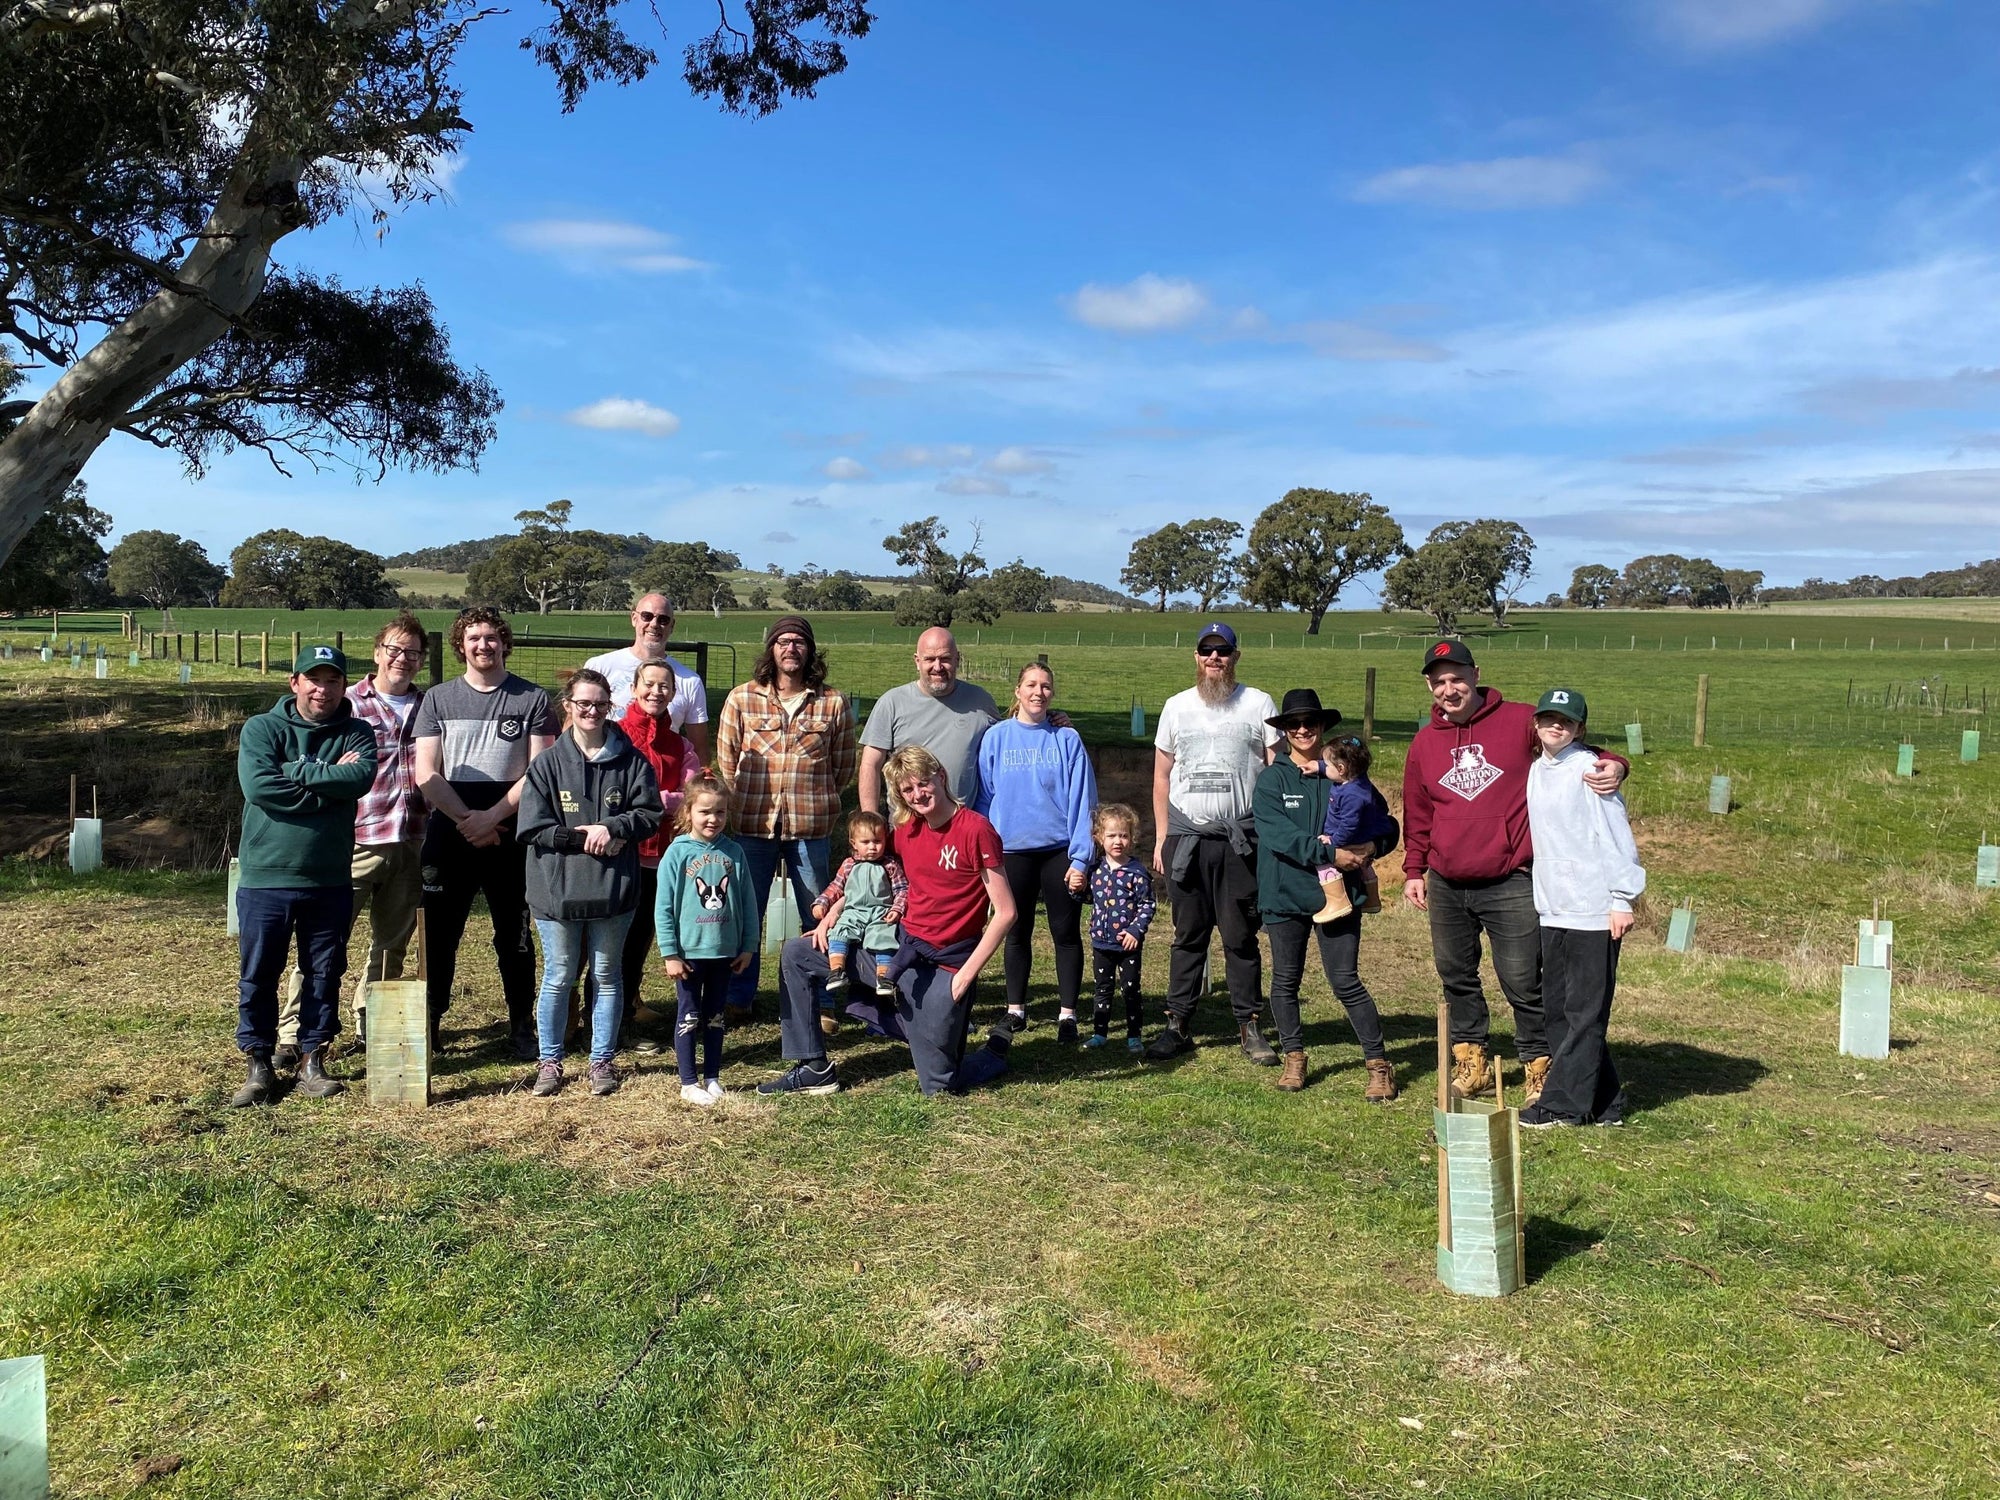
[1855, 918, 1893, 970]
[1665, 904, 1696, 952]
[763, 865, 801, 955]
[1435, 1101, 1523, 1297]
[1895, 744, 1915, 777]
[0, 1355, 49, 1500]
[225, 857, 240, 938]
[1624, 723, 1645, 755]
[1839, 965, 1891, 1060]
[1978, 845, 1999, 889]
[1131, 699, 1147, 740]
[1962, 730, 1980, 763]
[1707, 775, 1731, 814]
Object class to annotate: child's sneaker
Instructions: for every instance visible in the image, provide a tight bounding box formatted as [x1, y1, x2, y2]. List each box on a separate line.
[874, 967, 897, 998]
[680, 1081, 717, 1107]
[704, 1077, 725, 1101]
[1125, 1034, 1144, 1053]
[824, 967, 848, 993]
[1057, 1015, 1079, 1045]
[1086, 1031, 1109, 1048]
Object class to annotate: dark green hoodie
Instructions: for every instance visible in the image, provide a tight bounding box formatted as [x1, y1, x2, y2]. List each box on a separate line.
[1251, 754, 1332, 920]
[236, 694, 378, 890]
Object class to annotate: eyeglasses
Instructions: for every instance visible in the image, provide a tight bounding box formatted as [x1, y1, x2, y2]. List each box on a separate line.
[378, 645, 421, 661]
[635, 610, 671, 624]
[569, 700, 610, 715]
[1196, 645, 1233, 658]
[1282, 722, 1319, 735]
[771, 635, 808, 650]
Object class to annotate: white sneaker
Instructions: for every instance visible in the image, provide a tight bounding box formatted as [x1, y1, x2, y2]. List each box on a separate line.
[679, 1082, 717, 1108]
[704, 1077, 725, 1101]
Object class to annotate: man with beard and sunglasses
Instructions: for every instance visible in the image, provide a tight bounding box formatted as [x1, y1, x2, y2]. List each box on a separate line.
[1143, 623, 1282, 1066]
[584, 592, 710, 763]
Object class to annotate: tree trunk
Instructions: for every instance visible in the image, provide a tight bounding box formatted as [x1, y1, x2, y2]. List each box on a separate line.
[1305, 606, 1326, 635]
[0, 163, 303, 566]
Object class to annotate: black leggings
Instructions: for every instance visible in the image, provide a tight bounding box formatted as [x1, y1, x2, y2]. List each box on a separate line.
[1002, 845, 1085, 1014]
[1092, 948, 1143, 1037]
[618, 865, 661, 1022]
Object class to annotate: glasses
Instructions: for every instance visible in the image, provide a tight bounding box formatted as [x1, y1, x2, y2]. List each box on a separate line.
[1196, 645, 1233, 658]
[1282, 722, 1319, 735]
[569, 700, 610, 715]
[635, 610, 671, 624]
[378, 645, 421, 661]
[771, 635, 808, 650]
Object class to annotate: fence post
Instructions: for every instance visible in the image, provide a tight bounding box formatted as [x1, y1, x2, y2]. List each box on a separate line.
[1694, 674, 1709, 748]
[290, 631, 300, 668]
[259, 632, 269, 674]
[1363, 666, 1376, 744]
[233, 631, 242, 668]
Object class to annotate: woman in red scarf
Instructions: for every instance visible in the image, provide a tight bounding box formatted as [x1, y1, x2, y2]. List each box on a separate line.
[618, 659, 705, 1044]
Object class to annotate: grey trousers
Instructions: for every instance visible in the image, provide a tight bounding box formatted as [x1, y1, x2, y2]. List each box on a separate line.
[777, 935, 976, 1096]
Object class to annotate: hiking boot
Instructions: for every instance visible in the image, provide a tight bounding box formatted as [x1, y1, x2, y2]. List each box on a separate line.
[1239, 1020, 1280, 1067]
[756, 1059, 841, 1097]
[1142, 1014, 1193, 1060]
[531, 1061, 563, 1096]
[1449, 1042, 1493, 1100]
[588, 1061, 619, 1097]
[1522, 1055, 1551, 1108]
[229, 1056, 278, 1108]
[1312, 876, 1354, 925]
[294, 1048, 345, 1099]
[1276, 1050, 1307, 1091]
[271, 1043, 301, 1072]
[1363, 1057, 1398, 1103]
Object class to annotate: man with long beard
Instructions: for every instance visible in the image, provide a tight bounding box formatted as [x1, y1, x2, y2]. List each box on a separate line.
[1144, 623, 1281, 1065]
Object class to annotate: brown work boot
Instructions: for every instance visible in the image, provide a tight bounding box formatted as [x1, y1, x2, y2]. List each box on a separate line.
[294, 1047, 345, 1099]
[1312, 876, 1354, 925]
[1522, 1055, 1551, 1108]
[1276, 1051, 1307, 1091]
[1364, 1057, 1398, 1103]
[1239, 1020, 1280, 1067]
[1449, 1041, 1493, 1100]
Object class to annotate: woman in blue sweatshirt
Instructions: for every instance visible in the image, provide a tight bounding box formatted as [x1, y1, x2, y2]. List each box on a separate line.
[974, 662, 1099, 1041]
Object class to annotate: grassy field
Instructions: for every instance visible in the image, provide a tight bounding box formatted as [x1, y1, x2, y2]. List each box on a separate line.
[2, 629, 1998, 1497]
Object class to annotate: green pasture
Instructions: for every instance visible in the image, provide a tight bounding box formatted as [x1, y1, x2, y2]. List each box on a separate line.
[2, 623, 1999, 1495]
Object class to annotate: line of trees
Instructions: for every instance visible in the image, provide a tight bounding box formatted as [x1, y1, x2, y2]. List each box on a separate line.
[1760, 559, 2000, 602]
[1564, 556, 1763, 610]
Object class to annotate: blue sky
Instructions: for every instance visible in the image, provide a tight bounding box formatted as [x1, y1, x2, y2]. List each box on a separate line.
[77, 0, 2000, 598]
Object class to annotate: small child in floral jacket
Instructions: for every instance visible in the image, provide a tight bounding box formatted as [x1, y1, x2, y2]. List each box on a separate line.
[1083, 803, 1156, 1050]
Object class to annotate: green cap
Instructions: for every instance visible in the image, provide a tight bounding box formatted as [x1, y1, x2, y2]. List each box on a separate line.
[292, 644, 349, 676]
[1534, 686, 1587, 723]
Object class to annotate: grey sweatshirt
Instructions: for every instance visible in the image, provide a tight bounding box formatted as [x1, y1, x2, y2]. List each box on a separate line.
[1526, 743, 1646, 931]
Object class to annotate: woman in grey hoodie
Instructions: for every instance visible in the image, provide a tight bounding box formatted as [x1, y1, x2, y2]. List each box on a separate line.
[516, 668, 663, 1096]
[1522, 687, 1645, 1127]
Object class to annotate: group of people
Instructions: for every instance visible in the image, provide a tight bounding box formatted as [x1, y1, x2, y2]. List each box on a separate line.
[230, 600, 1644, 1128]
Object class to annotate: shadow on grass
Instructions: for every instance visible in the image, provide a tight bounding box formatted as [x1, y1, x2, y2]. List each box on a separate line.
[1616, 1040, 1769, 1109]
[1524, 1216, 1608, 1282]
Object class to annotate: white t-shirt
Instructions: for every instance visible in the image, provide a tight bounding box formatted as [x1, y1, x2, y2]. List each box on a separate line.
[378, 690, 417, 730]
[584, 646, 708, 728]
[1154, 684, 1279, 826]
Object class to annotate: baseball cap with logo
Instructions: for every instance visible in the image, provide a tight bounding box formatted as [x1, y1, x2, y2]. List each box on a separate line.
[1534, 686, 1588, 723]
[1196, 622, 1238, 652]
[1420, 639, 1476, 673]
[292, 645, 349, 676]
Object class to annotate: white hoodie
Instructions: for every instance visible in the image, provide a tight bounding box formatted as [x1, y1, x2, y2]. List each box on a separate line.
[1527, 742, 1646, 931]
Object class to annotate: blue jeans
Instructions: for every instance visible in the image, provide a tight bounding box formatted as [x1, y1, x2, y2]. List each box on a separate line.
[237, 886, 354, 1057]
[727, 835, 829, 1015]
[535, 914, 634, 1065]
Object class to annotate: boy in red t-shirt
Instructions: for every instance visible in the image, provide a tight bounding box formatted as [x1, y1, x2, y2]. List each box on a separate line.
[762, 745, 1017, 1097]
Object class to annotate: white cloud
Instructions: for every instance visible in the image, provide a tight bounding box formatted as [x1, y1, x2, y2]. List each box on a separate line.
[1352, 154, 1608, 210]
[881, 444, 976, 469]
[1648, 0, 1868, 51]
[503, 219, 709, 273]
[565, 397, 681, 437]
[983, 446, 1056, 477]
[938, 475, 1012, 497]
[822, 456, 870, 481]
[1069, 274, 1210, 334]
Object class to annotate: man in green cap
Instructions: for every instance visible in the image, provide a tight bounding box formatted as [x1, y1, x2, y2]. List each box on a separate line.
[230, 645, 378, 1106]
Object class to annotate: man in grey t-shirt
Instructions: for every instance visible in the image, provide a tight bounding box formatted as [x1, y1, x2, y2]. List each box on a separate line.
[414, 606, 558, 1058]
[858, 627, 999, 813]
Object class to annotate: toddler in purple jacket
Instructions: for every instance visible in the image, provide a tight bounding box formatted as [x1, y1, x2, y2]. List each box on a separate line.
[1083, 803, 1157, 1050]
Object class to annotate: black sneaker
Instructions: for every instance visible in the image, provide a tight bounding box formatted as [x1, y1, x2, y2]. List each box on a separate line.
[1143, 1017, 1193, 1060]
[1057, 1015, 1079, 1045]
[756, 1059, 841, 1097]
[1518, 1103, 1578, 1130]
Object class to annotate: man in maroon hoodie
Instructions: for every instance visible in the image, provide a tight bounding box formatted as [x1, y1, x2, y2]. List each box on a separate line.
[1401, 640, 1626, 1103]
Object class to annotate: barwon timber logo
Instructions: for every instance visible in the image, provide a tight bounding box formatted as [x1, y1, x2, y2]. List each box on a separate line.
[1438, 743, 1502, 802]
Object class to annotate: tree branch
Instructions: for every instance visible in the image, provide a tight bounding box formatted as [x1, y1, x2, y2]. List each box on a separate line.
[0, 0, 124, 44]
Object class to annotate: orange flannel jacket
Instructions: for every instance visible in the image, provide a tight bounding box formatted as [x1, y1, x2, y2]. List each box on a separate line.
[713, 679, 858, 841]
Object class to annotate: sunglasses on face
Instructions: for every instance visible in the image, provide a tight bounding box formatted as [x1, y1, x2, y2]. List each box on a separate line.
[1196, 645, 1233, 658]
[635, 610, 671, 625]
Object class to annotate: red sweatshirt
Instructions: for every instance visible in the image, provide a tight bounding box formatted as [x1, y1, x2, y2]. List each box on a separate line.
[1401, 688, 1626, 882]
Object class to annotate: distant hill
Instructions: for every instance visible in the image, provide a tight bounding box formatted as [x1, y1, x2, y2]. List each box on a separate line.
[1050, 574, 1146, 609]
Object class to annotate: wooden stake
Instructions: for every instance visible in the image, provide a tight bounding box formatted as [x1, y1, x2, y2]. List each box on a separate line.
[69, 773, 77, 825]
[1362, 666, 1377, 743]
[1694, 673, 1710, 748]
[1436, 994, 1452, 1254]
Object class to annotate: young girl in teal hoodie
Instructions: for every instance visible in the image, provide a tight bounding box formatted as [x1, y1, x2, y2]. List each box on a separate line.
[655, 779, 759, 1106]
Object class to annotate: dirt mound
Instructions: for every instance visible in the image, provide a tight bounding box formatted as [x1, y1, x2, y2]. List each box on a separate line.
[11, 812, 212, 868]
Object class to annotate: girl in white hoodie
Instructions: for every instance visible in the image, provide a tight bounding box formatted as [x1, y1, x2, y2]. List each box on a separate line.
[1522, 687, 1645, 1127]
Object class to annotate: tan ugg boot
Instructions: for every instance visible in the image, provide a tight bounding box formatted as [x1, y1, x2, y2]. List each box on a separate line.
[1523, 1055, 1551, 1108]
[1312, 876, 1354, 925]
[1276, 1051, 1308, 1091]
[1449, 1041, 1493, 1100]
[1363, 1057, 1398, 1103]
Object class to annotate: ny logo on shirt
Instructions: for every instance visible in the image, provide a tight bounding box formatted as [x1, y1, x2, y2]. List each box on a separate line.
[937, 846, 960, 871]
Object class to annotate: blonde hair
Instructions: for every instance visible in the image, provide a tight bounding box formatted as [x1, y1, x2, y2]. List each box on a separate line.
[1093, 802, 1139, 842]
[674, 774, 728, 836]
[881, 744, 950, 826]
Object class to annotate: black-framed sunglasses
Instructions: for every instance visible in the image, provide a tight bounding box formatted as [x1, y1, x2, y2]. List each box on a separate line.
[635, 610, 671, 624]
[1196, 645, 1234, 658]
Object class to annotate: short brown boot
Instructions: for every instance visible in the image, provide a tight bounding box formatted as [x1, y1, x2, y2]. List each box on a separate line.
[1363, 1057, 1398, 1103]
[1449, 1041, 1493, 1100]
[295, 1047, 345, 1099]
[1522, 1055, 1551, 1108]
[1360, 880, 1384, 915]
[1311, 876, 1354, 925]
[1276, 1051, 1307, 1091]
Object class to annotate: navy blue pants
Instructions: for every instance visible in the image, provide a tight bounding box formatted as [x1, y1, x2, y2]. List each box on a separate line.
[237, 886, 354, 1058]
[675, 957, 731, 1084]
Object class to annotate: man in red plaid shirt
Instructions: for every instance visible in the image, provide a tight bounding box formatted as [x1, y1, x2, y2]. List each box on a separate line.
[277, 613, 430, 1060]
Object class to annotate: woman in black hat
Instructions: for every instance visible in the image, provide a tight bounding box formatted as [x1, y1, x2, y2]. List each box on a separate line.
[1250, 689, 1398, 1100]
